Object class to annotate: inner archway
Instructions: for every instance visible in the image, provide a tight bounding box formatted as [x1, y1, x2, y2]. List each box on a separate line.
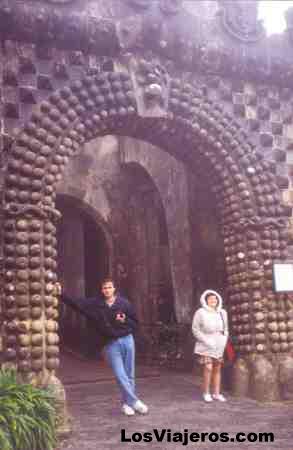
[56, 195, 110, 298]
[56, 194, 111, 358]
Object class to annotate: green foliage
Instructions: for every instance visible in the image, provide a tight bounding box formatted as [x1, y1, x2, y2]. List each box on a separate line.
[0, 368, 57, 450]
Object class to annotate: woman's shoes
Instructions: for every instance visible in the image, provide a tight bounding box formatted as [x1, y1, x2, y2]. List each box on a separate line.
[213, 393, 227, 402]
[203, 393, 213, 402]
[203, 393, 227, 402]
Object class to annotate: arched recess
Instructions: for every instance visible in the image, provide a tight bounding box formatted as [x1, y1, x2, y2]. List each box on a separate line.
[120, 161, 176, 324]
[2, 70, 293, 399]
[55, 193, 114, 295]
[55, 193, 113, 358]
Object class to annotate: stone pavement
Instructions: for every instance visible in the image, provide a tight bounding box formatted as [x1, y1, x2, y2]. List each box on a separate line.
[57, 361, 293, 450]
[57, 350, 160, 385]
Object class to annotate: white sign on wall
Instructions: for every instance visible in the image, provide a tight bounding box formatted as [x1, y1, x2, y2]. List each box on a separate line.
[273, 262, 293, 292]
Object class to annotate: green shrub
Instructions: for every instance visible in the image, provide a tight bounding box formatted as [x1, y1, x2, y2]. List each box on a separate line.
[0, 368, 57, 450]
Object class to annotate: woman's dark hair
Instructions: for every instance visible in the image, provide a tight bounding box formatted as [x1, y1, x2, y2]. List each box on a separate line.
[205, 292, 219, 305]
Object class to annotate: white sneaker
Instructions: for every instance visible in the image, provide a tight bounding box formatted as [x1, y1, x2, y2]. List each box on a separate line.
[213, 394, 227, 402]
[122, 404, 135, 416]
[203, 393, 213, 402]
[133, 399, 148, 414]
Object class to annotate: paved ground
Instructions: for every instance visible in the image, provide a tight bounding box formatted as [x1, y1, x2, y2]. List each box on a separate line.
[58, 350, 159, 385]
[57, 353, 293, 450]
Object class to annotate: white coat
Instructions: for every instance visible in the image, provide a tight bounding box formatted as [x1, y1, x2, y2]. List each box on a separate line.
[192, 289, 228, 359]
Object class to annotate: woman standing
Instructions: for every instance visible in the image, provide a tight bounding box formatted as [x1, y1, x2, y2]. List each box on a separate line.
[192, 290, 228, 402]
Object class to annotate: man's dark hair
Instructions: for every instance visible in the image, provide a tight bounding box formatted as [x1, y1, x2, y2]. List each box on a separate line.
[101, 277, 115, 287]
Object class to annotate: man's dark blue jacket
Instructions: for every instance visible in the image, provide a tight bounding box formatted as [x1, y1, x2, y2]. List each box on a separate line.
[61, 294, 138, 348]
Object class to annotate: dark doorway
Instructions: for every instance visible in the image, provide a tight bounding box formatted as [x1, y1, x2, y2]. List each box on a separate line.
[84, 214, 109, 297]
[56, 195, 110, 358]
[123, 163, 175, 325]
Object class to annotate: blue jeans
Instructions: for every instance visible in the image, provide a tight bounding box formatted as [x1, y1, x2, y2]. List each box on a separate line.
[104, 334, 138, 407]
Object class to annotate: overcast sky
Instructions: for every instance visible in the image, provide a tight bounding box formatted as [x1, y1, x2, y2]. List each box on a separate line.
[259, 1, 293, 34]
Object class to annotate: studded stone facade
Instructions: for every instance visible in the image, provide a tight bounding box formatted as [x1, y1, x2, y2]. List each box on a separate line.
[1, 0, 293, 402]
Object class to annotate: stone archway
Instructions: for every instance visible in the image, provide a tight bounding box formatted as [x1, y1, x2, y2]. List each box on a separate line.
[2, 66, 293, 402]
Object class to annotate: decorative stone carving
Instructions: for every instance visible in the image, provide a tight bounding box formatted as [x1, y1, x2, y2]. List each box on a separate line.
[223, 217, 288, 235]
[220, 0, 265, 43]
[0, 3, 119, 55]
[128, 0, 182, 14]
[133, 58, 168, 115]
[1, 1, 293, 86]
[159, 0, 182, 15]
[5, 204, 61, 222]
[127, 0, 150, 9]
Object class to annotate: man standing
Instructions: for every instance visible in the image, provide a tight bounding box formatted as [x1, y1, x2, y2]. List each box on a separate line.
[60, 278, 148, 416]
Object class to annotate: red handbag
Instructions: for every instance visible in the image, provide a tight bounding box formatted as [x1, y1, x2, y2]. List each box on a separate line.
[224, 338, 236, 362]
[220, 312, 236, 363]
